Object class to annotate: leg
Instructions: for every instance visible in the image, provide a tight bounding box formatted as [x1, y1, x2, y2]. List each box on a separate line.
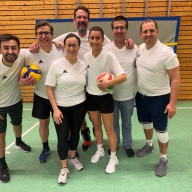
[39, 118, 50, 163]
[120, 99, 135, 157]
[114, 101, 120, 149]
[89, 111, 105, 163]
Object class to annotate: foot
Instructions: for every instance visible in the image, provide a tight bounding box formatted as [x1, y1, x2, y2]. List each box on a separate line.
[15, 141, 31, 152]
[82, 140, 91, 151]
[91, 147, 105, 163]
[106, 156, 119, 174]
[136, 143, 154, 157]
[155, 157, 168, 177]
[39, 147, 50, 163]
[0, 165, 10, 183]
[69, 157, 83, 171]
[126, 148, 135, 158]
[58, 168, 69, 184]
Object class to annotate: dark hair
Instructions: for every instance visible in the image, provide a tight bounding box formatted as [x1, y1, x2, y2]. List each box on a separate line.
[111, 15, 128, 29]
[89, 26, 104, 40]
[35, 20, 54, 36]
[140, 19, 158, 32]
[74, 5, 90, 20]
[63, 33, 81, 46]
[0, 34, 20, 49]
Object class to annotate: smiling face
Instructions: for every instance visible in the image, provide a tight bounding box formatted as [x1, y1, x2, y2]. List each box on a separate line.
[112, 20, 128, 43]
[73, 9, 89, 37]
[0, 40, 20, 65]
[140, 21, 159, 48]
[36, 25, 53, 48]
[64, 37, 80, 59]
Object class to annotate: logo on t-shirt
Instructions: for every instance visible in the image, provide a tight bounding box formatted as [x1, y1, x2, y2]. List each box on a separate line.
[39, 60, 44, 63]
[2, 75, 7, 80]
[87, 65, 90, 68]
[137, 54, 140, 57]
[63, 70, 68, 73]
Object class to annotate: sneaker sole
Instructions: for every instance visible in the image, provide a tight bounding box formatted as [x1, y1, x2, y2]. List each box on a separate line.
[15, 145, 31, 153]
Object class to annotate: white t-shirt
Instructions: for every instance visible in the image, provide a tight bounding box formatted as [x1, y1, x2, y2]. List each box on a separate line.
[24, 45, 65, 99]
[84, 49, 125, 96]
[136, 40, 179, 96]
[45, 57, 87, 107]
[104, 42, 138, 101]
[0, 54, 24, 107]
[54, 31, 111, 60]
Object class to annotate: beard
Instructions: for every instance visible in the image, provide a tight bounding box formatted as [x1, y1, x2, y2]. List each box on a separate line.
[77, 22, 87, 35]
[5, 53, 18, 63]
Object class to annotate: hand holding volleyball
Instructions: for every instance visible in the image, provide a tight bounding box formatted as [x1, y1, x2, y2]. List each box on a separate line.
[97, 72, 115, 92]
[21, 64, 42, 83]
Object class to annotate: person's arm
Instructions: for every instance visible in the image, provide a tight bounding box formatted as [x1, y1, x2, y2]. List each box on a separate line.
[164, 66, 180, 119]
[46, 85, 63, 124]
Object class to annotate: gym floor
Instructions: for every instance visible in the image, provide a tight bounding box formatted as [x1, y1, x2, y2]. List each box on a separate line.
[3, 101, 192, 192]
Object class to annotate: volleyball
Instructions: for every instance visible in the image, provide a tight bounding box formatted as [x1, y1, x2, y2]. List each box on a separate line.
[21, 64, 41, 82]
[97, 72, 115, 92]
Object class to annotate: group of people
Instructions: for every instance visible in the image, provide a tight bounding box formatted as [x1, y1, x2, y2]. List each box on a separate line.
[0, 5, 180, 185]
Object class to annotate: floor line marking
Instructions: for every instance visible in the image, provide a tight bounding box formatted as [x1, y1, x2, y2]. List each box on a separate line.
[5, 121, 39, 151]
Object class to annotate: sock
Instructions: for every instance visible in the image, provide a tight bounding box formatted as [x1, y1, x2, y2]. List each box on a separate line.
[97, 144, 103, 150]
[0, 157, 7, 167]
[16, 137, 22, 145]
[146, 139, 153, 146]
[81, 127, 91, 141]
[110, 152, 116, 158]
[160, 153, 168, 160]
[43, 141, 49, 149]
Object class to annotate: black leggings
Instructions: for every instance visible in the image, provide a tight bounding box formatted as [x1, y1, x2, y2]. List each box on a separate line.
[54, 101, 86, 160]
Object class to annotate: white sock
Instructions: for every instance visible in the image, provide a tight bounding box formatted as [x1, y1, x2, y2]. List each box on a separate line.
[146, 140, 153, 146]
[160, 153, 167, 160]
[97, 144, 103, 150]
[110, 152, 116, 158]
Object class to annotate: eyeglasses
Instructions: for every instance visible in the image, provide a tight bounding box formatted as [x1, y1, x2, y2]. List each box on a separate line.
[66, 44, 79, 48]
[36, 31, 51, 36]
[113, 26, 126, 31]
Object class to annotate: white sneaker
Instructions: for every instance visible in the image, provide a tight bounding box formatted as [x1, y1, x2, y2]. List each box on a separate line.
[105, 156, 119, 174]
[69, 157, 83, 171]
[58, 168, 69, 184]
[91, 147, 105, 163]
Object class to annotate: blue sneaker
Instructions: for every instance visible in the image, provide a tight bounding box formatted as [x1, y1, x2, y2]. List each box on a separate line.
[39, 147, 50, 163]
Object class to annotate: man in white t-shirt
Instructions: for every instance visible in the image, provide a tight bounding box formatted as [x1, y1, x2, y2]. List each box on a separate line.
[0, 34, 35, 183]
[104, 16, 138, 158]
[135, 19, 180, 177]
[24, 21, 65, 163]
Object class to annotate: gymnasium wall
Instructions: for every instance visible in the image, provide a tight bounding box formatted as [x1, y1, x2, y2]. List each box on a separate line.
[0, 0, 192, 101]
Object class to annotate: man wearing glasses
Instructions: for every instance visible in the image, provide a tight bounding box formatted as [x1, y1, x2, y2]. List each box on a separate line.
[23, 21, 65, 163]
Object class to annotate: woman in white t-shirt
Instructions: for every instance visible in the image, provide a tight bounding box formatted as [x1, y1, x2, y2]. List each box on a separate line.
[46, 33, 87, 184]
[84, 26, 127, 174]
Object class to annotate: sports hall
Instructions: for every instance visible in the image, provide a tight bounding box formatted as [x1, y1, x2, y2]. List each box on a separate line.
[1, 0, 192, 191]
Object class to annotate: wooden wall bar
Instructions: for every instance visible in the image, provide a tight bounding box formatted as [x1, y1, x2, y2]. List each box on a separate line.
[0, 0, 191, 101]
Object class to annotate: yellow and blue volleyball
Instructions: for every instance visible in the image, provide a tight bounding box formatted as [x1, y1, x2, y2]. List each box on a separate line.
[21, 64, 41, 82]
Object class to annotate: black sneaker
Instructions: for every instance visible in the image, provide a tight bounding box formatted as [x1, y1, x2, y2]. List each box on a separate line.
[126, 148, 135, 158]
[0, 165, 10, 183]
[15, 141, 31, 152]
[39, 147, 50, 163]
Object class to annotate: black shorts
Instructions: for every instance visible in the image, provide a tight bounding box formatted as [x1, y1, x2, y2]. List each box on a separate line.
[0, 100, 23, 133]
[32, 94, 52, 119]
[86, 93, 114, 114]
[135, 92, 170, 132]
